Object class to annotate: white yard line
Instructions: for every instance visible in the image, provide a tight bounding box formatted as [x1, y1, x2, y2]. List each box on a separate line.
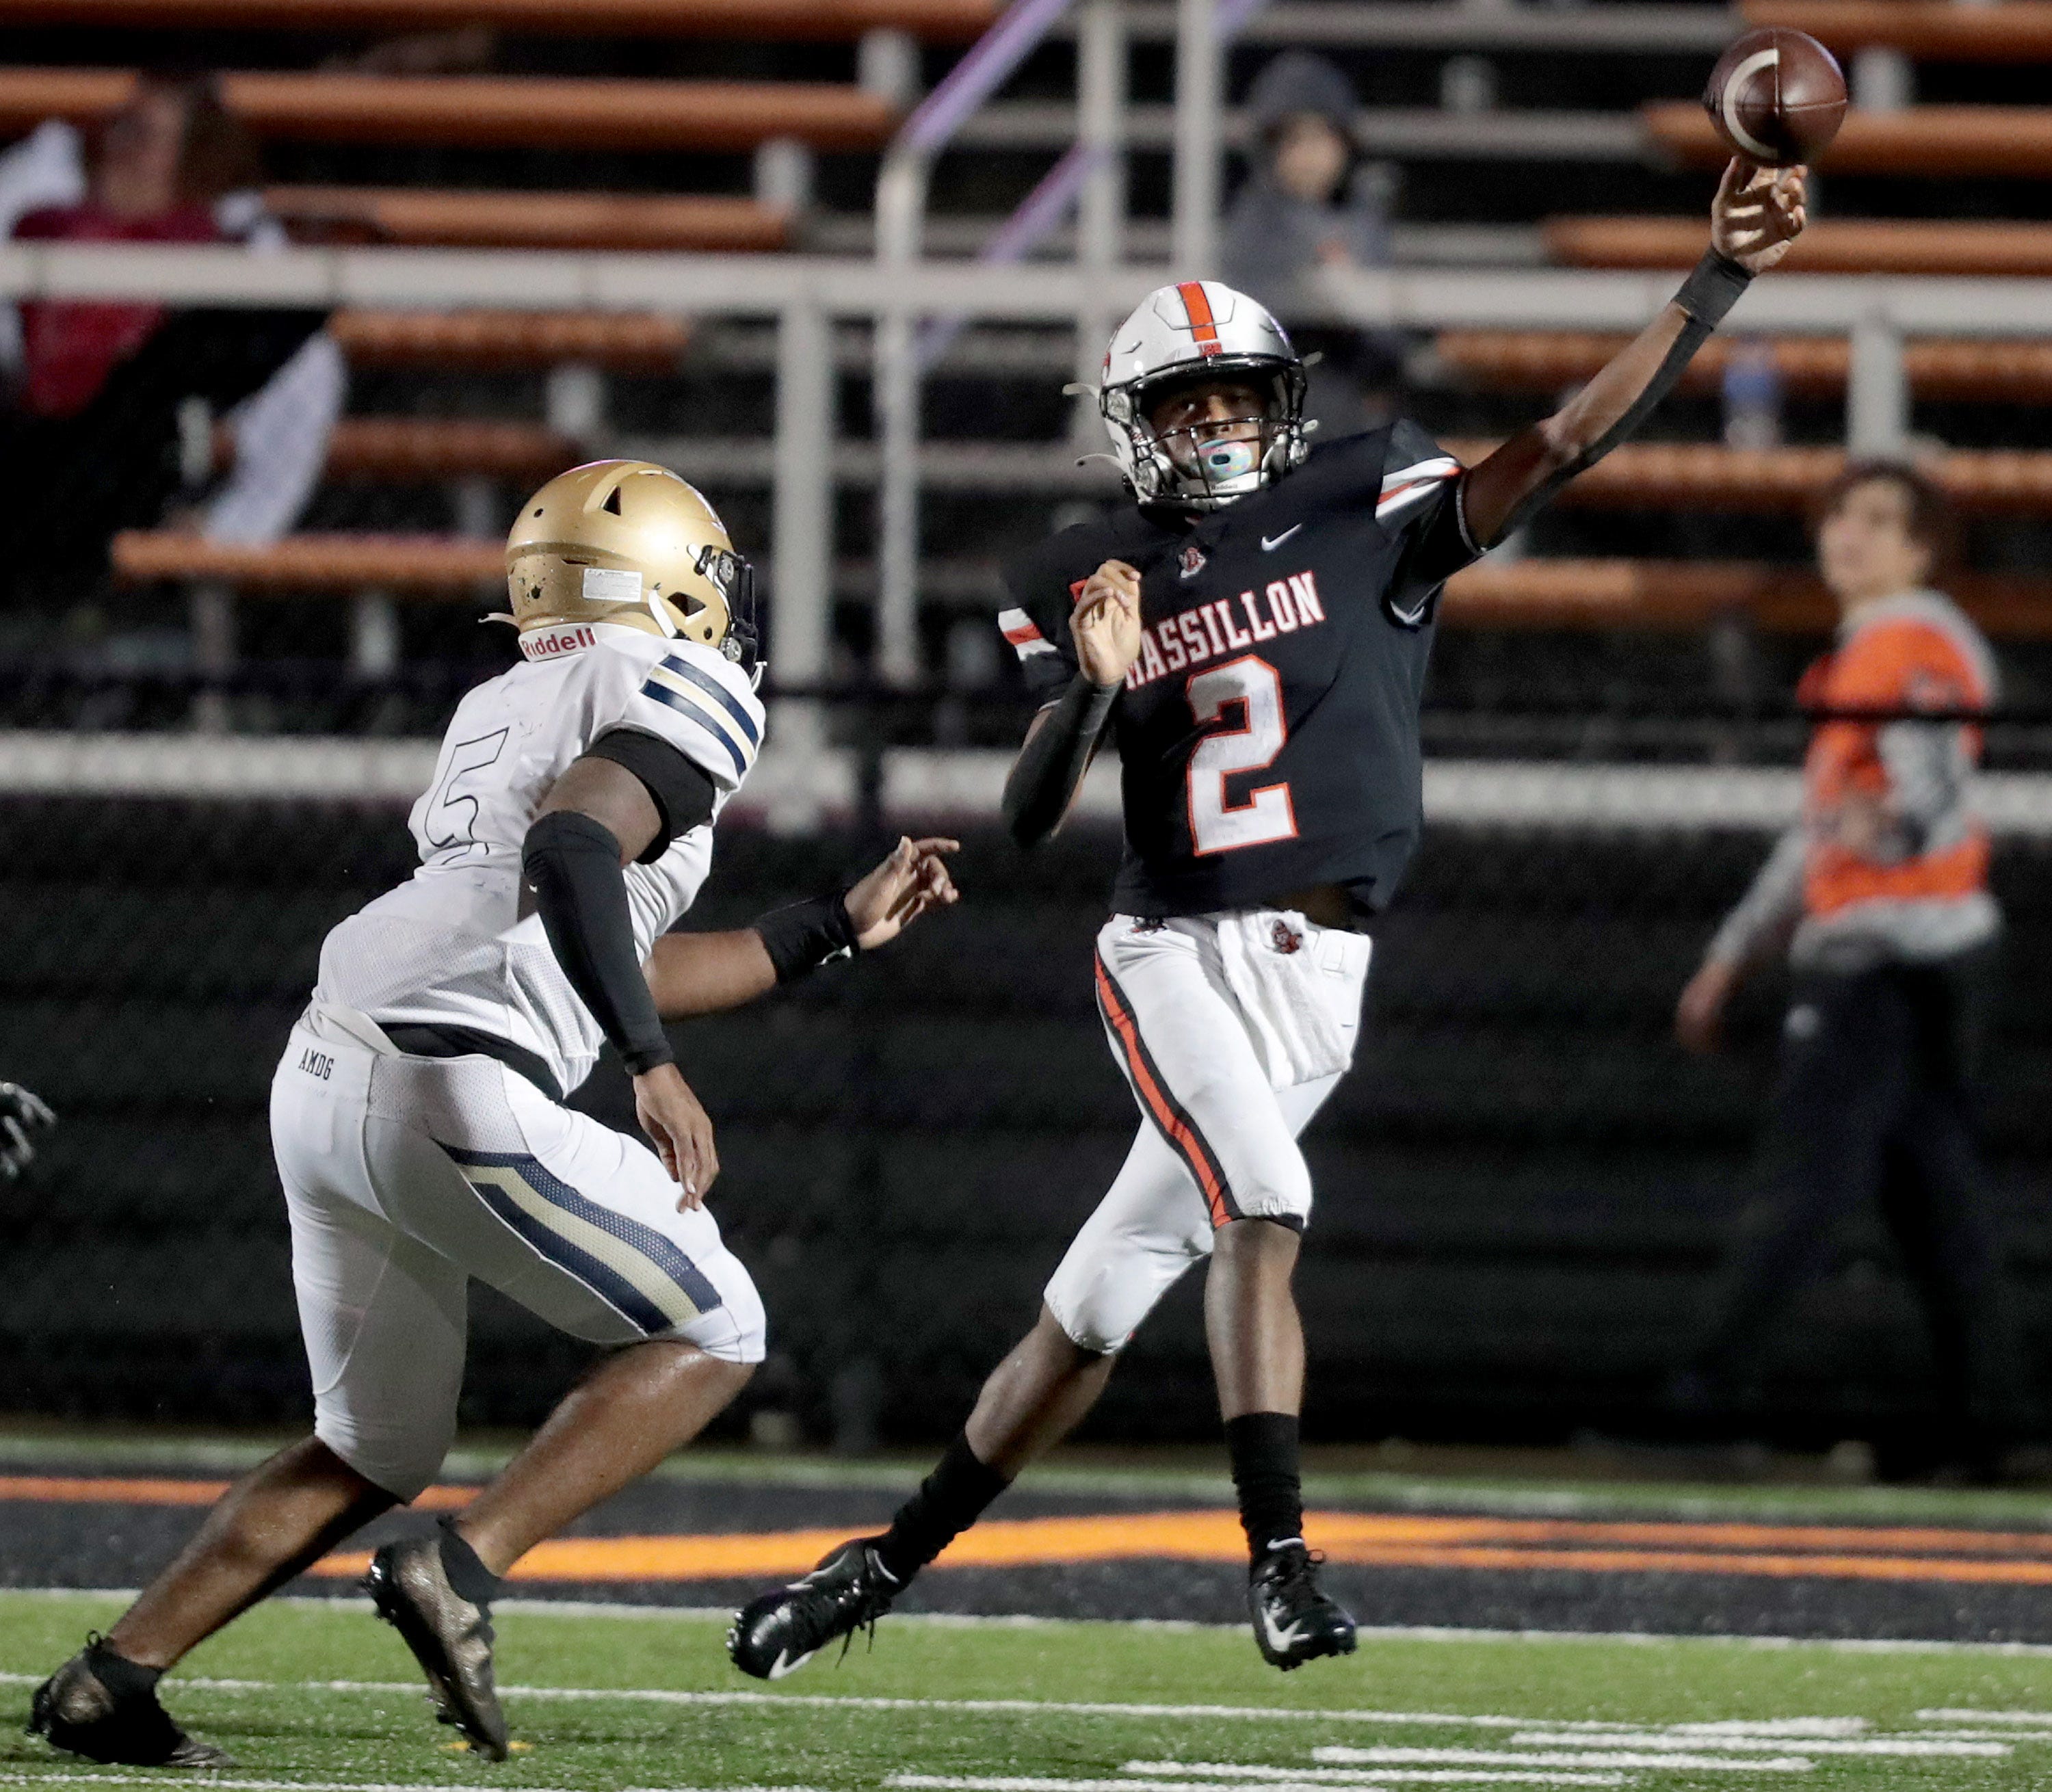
[891, 1777, 1628, 1790]
[1902, 1728, 2052, 1742]
[1129, 1754, 1809, 1774]
[0, 1672, 1640, 1730]
[1919, 1708, 2052, 1724]
[0, 1780, 568, 1792]
[0, 1666, 2034, 1750]
[1506, 1732, 2004, 1757]
[0, 1772, 821, 1792]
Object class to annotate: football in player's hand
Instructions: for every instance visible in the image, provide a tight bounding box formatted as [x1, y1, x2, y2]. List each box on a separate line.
[1702, 27, 1846, 167]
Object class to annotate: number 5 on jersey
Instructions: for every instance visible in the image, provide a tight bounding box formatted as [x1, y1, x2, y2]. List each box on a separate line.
[1185, 656, 1297, 854]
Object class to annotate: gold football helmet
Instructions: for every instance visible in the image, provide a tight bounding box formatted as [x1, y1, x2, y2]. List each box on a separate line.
[504, 460, 760, 674]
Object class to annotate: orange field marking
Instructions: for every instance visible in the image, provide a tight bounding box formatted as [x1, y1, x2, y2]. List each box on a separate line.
[14, 1475, 2052, 1590]
[300, 1508, 2052, 1587]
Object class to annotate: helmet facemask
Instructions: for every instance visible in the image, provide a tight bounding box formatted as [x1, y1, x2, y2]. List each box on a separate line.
[695, 542, 763, 685]
[1103, 357, 1308, 513]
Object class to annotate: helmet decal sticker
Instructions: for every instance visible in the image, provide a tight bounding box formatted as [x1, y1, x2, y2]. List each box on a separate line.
[1176, 280, 1226, 358]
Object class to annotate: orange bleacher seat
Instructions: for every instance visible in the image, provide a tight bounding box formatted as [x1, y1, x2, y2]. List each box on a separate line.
[319, 419, 579, 483]
[328, 310, 692, 371]
[111, 531, 503, 595]
[1545, 215, 2052, 278]
[210, 419, 575, 482]
[1443, 561, 2052, 637]
[1436, 332, 2052, 405]
[1644, 103, 2052, 179]
[0, 67, 897, 151]
[1741, 1, 2052, 62]
[1440, 442, 2052, 517]
[0, 0, 995, 37]
[268, 187, 789, 253]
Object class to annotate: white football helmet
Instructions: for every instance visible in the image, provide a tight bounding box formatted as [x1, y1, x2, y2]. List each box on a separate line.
[1098, 280, 1308, 512]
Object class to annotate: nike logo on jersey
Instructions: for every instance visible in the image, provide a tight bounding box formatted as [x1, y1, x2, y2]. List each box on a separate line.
[1261, 525, 1302, 551]
[1122, 571, 1327, 692]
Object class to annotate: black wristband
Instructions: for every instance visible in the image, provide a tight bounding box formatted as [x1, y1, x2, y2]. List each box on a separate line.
[754, 890, 861, 984]
[1674, 249, 1752, 330]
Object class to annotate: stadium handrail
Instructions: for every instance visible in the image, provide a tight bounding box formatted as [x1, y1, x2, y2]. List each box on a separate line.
[0, 67, 899, 150]
[108, 533, 2052, 642]
[1739, 0, 2052, 62]
[15, 731, 2052, 839]
[53, 242, 2052, 338]
[871, 0, 1083, 685]
[1107, 0, 1735, 51]
[1643, 103, 2052, 179]
[267, 188, 791, 254]
[0, 0, 995, 36]
[1546, 217, 2052, 279]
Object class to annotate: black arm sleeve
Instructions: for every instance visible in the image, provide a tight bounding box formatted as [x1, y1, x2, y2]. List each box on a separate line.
[582, 727, 718, 863]
[1489, 250, 1752, 544]
[1001, 672, 1120, 849]
[521, 810, 675, 1075]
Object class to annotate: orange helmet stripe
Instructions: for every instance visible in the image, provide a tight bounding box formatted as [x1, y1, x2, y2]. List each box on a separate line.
[1176, 280, 1224, 357]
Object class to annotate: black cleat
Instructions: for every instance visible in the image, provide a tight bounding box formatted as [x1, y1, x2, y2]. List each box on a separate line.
[1248, 1540, 1357, 1671]
[365, 1535, 510, 1760]
[29, 1639, 232, 1769]
[728, 1536, 902, 1680]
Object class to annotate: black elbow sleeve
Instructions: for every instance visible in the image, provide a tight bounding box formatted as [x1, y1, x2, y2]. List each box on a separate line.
[521, 810, 674, 1076]
[1004, 675, 1119, 848]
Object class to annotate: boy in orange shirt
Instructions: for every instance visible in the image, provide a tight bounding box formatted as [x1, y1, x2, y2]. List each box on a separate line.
[1673, 462, 2023, 1476]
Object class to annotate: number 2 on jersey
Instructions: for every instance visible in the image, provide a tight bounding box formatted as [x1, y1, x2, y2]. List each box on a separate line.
[1185, 656, 1297, 855]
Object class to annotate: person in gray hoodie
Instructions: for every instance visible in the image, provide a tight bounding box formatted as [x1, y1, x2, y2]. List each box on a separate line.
[1220, 51, 1403, 430]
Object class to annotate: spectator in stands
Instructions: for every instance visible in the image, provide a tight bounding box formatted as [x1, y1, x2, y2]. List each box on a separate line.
[1220, 51, 1404, 431]
[1672, 462, 2025, 1479]
[0, 74, 343, 607]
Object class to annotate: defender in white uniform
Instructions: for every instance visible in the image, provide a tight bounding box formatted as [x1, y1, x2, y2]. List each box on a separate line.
[31, 462, 958, 1771]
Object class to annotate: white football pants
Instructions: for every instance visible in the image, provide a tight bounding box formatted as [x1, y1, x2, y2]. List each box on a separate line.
[271, 1013, 764, 1501]
[1044, 909, 1372, 1354]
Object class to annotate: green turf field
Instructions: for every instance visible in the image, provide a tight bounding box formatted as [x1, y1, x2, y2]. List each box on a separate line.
[4, 1592, 2052, 1791]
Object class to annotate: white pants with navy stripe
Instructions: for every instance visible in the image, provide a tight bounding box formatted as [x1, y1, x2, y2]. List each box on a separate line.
[271, 1020, 764, 1500]
[1043, 910, 1371, 1355]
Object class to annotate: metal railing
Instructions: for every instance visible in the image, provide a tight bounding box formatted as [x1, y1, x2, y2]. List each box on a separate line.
[873, 0, 1087, 686]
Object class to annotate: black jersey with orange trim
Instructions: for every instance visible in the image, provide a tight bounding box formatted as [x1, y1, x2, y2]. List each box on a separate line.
[998, 423, 1477, 918]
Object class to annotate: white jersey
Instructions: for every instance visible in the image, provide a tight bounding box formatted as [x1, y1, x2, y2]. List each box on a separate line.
[313, 620, 765, 1097]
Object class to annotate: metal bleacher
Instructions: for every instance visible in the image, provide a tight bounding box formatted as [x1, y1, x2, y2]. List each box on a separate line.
[8, 0, 2052, 756]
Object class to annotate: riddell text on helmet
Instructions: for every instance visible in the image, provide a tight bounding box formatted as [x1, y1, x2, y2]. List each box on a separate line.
[1116, 570, 1326, 692]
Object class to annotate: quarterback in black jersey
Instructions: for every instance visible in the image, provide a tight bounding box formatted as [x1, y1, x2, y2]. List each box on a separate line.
[731, 158, 1806, 1678]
